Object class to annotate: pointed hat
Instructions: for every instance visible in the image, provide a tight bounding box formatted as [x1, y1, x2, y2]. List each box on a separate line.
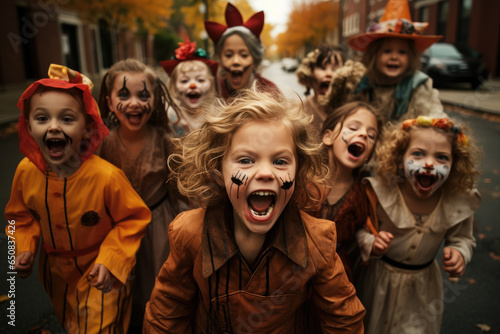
[348, 0, 442, 52]
[204, 3, 265, 44]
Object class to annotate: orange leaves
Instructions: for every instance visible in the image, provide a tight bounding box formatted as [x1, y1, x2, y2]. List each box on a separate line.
[65, 0, 174, 32]
[277, 0, 339, 57]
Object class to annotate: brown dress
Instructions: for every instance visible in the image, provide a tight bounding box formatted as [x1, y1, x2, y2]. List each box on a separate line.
[98, 125, 188, 326]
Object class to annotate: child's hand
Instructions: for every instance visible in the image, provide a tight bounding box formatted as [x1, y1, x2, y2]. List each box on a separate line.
[14, 251, 34, 278]
[88, 263, 116, 293]
[442, 247, 465, 278]
[372, 231, 394, 256]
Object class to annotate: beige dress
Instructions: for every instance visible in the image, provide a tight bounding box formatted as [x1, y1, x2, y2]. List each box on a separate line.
[355, 176, 480, 334]
[98, 126, 187, 326]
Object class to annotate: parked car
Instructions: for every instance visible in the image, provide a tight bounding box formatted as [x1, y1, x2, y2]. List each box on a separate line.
[420, 43, 488, 89]
[281, 58, 299, 72]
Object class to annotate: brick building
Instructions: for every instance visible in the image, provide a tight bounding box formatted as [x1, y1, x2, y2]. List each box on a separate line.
[0, 0, 155, 89]
[341, 0, 500, 77]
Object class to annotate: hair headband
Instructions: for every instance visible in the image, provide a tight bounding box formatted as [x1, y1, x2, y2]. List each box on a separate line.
[402, 116, 469, 146]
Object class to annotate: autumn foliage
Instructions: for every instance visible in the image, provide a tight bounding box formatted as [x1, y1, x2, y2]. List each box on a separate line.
[65, 0, 174, 32]
[276, 0, 339, 57]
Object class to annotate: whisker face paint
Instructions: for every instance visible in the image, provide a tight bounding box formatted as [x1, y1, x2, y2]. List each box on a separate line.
[279, 173, 295, 202]
[230, 170, 248, 199]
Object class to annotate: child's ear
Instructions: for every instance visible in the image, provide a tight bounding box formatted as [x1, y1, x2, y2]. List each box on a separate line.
[322, 130, 334, 146]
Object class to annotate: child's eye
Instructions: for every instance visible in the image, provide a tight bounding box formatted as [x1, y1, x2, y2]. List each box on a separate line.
[198, 79, 206, 83]
[274, 159, 288, 166]
[399, 50, 407, 55]
[35, 115, 48, 122]
[436, 154, 450, 161]
[139, 91, 151, 100]
[238, 158, 253, 165]
[180, 79, 188, 84]
[62, 116, 74, 122]
[411, 151, 424, 157]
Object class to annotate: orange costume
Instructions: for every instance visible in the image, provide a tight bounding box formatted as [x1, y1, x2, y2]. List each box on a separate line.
[4, 66, 151, 333]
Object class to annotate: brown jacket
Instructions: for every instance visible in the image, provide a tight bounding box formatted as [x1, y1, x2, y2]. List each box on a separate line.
[144, 204, 365, 333]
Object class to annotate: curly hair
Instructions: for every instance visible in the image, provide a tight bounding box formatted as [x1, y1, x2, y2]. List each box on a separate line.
[168, 88, 328, 209]
[362, 38, 420, 86]
[376, 120, 480, 193]
[98, 58, 170, 130]
[296, 44, 346, 96]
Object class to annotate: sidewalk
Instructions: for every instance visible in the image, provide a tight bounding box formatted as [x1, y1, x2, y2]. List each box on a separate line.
[0, 78, 499, 127]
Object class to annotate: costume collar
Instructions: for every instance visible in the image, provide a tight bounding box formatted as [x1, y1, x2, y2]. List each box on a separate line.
[201, 203, 308, 278]
[363, 176, 481, 232]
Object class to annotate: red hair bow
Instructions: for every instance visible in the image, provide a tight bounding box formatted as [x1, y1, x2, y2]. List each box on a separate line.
[204, 3, 264, 44]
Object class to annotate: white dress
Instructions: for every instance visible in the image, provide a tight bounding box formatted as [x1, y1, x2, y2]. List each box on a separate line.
[355, 176, 480, 334]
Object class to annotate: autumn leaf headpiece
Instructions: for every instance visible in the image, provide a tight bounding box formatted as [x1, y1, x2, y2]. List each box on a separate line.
[204, 3, 265, 44]
[402, 116, 469, 146]
[160, 37, 218, 77]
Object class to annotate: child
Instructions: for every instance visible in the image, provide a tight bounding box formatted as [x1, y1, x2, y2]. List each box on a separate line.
[324, 0, 447, 123]
[4, 64, 151, 333]
[295, 44, 346, 129]
[143, 89, 365, 333]
[356, 116, 481, 333]
[204, 3, 281, 99]
[317, 101, 381, 281]
[161, 37, 218, 137]
[97, 58, 186, 331]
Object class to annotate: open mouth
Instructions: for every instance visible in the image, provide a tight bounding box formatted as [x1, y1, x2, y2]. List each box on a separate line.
[229, 70, 243, 85]
[386, 64, 400, 71]
[125, 112, 143, 124]
[319, 81, 330, 95]
[348, 142, 365, 158]
[416, 173, 436, 191]
[45, 139, 67, 158]
[186, 92, 201, 102]
[247, 191, 276, 218]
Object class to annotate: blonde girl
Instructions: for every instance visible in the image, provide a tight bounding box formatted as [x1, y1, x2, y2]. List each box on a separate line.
[97, 58, 186, 331]
[144, 89, 365, 333]
[161, 38, 218, 137]
[356, 116, 481, 333]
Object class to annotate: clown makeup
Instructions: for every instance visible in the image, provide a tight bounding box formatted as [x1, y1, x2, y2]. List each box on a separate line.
[221, 34, 255, 91]
[402, 127, 452, 198]
[107, 72, 154, 134]
[323, 108, 378, 172]
[28, 90, 89, 177]
[222, 120, 297, 235]
[175, 66, 212, 110]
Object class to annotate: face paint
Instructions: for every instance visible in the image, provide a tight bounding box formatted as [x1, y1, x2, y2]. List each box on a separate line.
[404, 158, 450, 197]
[230, 170, 248, 199]
[118, 77, 129, 98]
[279, 173, 295, 202]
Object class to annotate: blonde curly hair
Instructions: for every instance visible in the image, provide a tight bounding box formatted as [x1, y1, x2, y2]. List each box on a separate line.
[168, 88, 328, 209]
[376, 119, 480, 193]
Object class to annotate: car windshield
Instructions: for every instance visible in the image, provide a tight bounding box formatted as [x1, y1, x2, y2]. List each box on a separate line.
[430, 44, 464, 60]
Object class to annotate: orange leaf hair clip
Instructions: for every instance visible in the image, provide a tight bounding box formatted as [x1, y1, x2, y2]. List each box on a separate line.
[402, 116, 469, 146]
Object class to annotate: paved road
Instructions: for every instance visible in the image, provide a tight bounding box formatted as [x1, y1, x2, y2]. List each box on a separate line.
[0, 62, 498, 333]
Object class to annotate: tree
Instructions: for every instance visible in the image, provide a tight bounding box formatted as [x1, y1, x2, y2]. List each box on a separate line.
[276, 0, 339, 57]
[65, 0, 174, 32]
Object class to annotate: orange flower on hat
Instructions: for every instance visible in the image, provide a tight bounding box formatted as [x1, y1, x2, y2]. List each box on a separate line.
[175, 39, 197, 60]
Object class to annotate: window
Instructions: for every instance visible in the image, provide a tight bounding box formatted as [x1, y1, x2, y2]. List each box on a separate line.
[457, 0, 473, 45]
[437, 1, 449, 36]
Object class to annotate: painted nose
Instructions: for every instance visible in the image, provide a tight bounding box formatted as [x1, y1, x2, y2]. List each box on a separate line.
[189, 83, 196, 89]
[423, 162, 434, 171]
